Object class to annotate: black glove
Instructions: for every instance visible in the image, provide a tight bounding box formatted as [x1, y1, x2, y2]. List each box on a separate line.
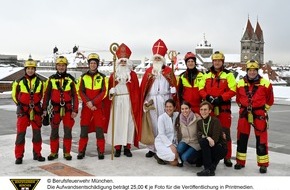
[16, 104, 22, 115]
[213, 96, 223, 105]
[206, 95, 215, 104]
[42, 114, 50, 126]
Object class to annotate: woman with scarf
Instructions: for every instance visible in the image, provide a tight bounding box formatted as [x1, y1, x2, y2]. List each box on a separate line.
[175, 101, 201, 167]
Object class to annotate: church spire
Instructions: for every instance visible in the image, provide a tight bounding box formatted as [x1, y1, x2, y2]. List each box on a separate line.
[255, 18, 263, 42]
[240, 16, 264, 64]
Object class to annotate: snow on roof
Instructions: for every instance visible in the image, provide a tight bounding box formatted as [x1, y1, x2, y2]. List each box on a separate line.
[197, 54, 240, 63]
[278, 70, 290, 77]
[0, 67, 22, 80]
[196, 34, 212, 49]
[196, 55, 211, 63]
[41, 51, 114, 68]
[231, 66, 287, 85]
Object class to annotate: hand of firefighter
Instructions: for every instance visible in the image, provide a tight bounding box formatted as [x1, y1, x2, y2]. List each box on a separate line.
[170, 87, 176, 94]
[86, 101, 93, 109]
[213, 96, 223, 106]
[71, 111, 77, 118]
[91, 106, 97, 111]
[222, 132, 226, 140]
[207, 137, 215, 147]
[206, 95, 215, 104]
[41, 111, 47, 119]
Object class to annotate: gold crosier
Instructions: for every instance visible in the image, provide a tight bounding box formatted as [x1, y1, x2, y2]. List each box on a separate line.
[109, 42, 119, 160]
[168, 50, 178, 79]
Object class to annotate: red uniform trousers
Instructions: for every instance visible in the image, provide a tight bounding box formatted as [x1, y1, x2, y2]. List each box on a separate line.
[78, 107, 105, 154]
[50, 109, 75, 154]
[236, 108, 269, 167]
[15, 112, 42, 159]
[215, 104, 232, 160]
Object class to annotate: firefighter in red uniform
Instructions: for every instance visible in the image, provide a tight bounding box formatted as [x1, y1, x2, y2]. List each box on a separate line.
[42, 56, 79, 161]
[178, 52, 203, 114]
[77, 53, 108, 160]
[199, 51, 236, 167]
[234, 60, 274, 174]
[12, 58, 46, 164]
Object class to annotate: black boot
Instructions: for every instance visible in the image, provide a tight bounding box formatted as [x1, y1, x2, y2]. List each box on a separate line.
[114, 150, 121, 157]
[97, 149, 104, 160]
[224, 159, 233, 167]
[196, 163, 203, 167]
[77, 152, 85, 160]
[124, 148, 132, 157]
[197, 169, 215, 176]
[33, 155, 45, 162]
[63, 153, 72, 160]
[154, 154, 167, 165]
[259, 166, 267, 173]
[145, 151, 155, 158]
[15, 158, 23, 165]
[234, 164, 245, 170]
[177, 162, 183, 167]
[47, 153, 58, 161]
[98, 153, 104, 160]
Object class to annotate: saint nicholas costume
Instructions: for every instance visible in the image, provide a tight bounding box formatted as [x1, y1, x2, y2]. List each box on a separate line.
[139, 39, 178, 155]
[106, 43, 141, 157]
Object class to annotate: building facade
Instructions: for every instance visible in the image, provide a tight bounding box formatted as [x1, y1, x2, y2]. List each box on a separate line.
[240, 18, 264, 64]
[0, 54, 17, 66]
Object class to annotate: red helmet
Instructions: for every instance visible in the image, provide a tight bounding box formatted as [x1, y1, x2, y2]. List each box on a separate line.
[184, 52, 196, 62]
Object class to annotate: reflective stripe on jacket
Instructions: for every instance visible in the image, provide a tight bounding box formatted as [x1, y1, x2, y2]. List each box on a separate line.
[178, 71, 203, 112]
[12, 76, 43, 105]
[78, 71, 108, 107]
[43, 74, 79, 113]
[199, 68, 236, 101]
[236, 76, 274, 110]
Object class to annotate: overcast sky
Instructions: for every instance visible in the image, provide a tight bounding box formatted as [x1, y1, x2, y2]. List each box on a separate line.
[1, 0, 289, 64]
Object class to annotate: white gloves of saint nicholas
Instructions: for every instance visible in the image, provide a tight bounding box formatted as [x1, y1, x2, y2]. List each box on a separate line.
[109, 87, 116, 95]
[170, 87, 176, 94]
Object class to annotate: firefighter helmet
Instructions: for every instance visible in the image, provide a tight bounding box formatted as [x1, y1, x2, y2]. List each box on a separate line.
[56, 56, 68, 65]
[246, 59, 259, 69]
[211, 51, 225, 61]
[87, 53, 100, 63]
[184, 52, 196, 62]
[24, 59, 37, 68]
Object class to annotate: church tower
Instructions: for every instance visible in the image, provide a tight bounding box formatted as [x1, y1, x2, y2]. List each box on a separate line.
[195, 34, 213, 58]
[240, 18, 264, 64]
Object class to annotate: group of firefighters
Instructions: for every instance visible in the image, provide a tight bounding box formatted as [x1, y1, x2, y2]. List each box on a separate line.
[11, 39, 274, 175]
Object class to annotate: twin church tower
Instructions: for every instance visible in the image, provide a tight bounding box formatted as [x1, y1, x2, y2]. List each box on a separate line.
[196, 18, 264, 64]
[240, 18, 264, 64]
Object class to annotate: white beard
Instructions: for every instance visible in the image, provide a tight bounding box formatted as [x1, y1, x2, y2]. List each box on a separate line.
[152, 60, 164, 75]
[116, 65, 131, 84]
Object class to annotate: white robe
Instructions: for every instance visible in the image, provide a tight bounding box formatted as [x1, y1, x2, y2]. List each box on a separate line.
[145, 74, 172, 151]
[155, 112, 179, 161]
[107, 82, 134, 146]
